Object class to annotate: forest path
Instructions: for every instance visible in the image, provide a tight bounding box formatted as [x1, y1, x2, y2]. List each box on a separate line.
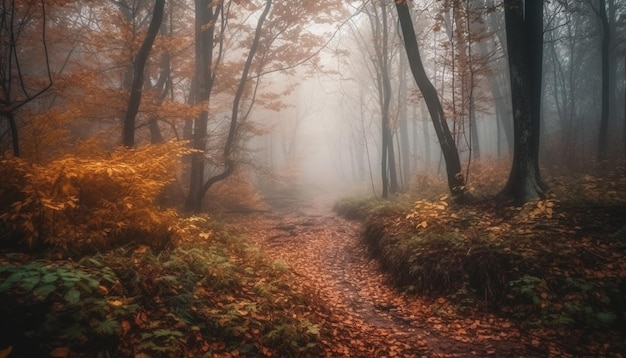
[230, 195, 537, 357]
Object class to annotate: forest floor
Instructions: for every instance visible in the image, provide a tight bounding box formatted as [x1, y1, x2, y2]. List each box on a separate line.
[2, 174, 624, 357]
[230, 195, 549, 357]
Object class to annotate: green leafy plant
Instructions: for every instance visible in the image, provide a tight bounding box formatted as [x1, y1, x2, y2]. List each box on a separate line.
[137, 329, 186, 354]
[0, 259, 133, 356]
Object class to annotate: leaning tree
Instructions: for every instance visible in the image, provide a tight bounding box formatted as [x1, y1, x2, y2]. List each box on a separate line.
[394, 0, 470, 202]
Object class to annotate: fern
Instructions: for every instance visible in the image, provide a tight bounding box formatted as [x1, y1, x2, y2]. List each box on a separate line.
[92, 319, 120, 336]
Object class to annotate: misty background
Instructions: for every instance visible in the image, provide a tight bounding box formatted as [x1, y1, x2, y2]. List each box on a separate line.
[1, 0, 625, 205]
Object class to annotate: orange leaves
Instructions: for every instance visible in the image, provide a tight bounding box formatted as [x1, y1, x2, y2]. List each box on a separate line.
[405, 195, 455, 232]
[526, 199, 556, 220]
[0, 141, 191, 250]
[235, 200, 549, 356]
[120, 320, 132, 336]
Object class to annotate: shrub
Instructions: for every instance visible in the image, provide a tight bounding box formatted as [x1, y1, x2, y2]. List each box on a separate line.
[0, 141, 191, 252]
[333, 195, 389, 221]
[362, 195, 523, 306]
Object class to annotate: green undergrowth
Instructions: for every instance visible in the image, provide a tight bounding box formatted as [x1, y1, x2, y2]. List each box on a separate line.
[335, 188, 626, 353]
[0, 215, 325, 357]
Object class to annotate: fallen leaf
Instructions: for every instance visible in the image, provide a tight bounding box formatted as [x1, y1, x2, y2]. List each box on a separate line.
[50, 347, 69, 358]
[121, 320, 131, 335]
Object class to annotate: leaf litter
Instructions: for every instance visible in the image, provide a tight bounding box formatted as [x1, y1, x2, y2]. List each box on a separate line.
[232, 197, 542, 357]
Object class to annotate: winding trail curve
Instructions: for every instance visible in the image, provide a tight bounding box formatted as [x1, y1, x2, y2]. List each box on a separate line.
[231, 196, 538, 357]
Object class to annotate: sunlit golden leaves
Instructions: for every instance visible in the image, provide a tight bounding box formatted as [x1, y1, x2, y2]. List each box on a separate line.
[525, 199, 556, 219]
[0, 141, 193, 250]
[404, 195, 459, 233]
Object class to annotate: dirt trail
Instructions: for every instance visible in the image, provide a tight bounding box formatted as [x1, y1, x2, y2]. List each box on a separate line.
[232, 197, 538, 357]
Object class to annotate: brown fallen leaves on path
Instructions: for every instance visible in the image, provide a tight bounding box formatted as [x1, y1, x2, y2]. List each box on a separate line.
[230, 197, 547, 357]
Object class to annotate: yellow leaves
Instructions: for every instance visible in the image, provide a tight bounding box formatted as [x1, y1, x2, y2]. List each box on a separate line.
[0, 142, 188, 249]
[406, 195, 454, 231]
[108, 299, 124, 307]
[526, 199, 557, 220]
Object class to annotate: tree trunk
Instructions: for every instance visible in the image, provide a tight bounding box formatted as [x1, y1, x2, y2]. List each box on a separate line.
[185, 0, 272, 212]
[500, 0, 546, 203]
[420, 103, 431, 170]
[122, 0, 165, 148]
[148, 14, 173, 144]
[202, 0, 273, 195]
[490, 75, 513, 156]
[7, 112, 19, 157]
[371, 0, 397, 198]
[398, 52, 411, 187]
[623, 55, 626, 157]
[1, 0, 54, 157]
[597, 0, 610, 165]
[395, 1, 469, 202]
[184, 0, 220, 212]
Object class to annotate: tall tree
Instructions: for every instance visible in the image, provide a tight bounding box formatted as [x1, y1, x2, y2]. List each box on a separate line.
[184, 0, 223, 212]
[395, 0, 470, 202]
[184, 0, 272, 212]
[397, 49, 411, 187]
[0, 0, 53, 157]
[591, 0, 611, 165]
[371, 0, 398, 198]
[122, 0, 165, 148]
[500, 0, 546, 203]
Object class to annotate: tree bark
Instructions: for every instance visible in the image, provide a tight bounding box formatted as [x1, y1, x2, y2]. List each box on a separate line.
[184, 0, 220, 212]
[500, 0, 546, 203]
[379, 0, 397, 198]
[185, 0, 272, 212]
[596, 0, 610, 165]
[122, 0, 165, 148]
[7, 112, 19, 157]
[398, 53, 411, 187]
[201, 0, 273, 196]
[1, 0, 54, 157]
[395, 1, 469, 202]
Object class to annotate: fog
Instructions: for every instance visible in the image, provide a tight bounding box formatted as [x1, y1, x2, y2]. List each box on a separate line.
[247, 0, 626, 200]
[2, 0, 625, 204]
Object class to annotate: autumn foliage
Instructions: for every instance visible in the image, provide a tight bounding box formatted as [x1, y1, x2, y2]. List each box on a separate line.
[335, 166, 626, 355]
[0, 214, 325, 357]
[0, 141, 191, 251]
